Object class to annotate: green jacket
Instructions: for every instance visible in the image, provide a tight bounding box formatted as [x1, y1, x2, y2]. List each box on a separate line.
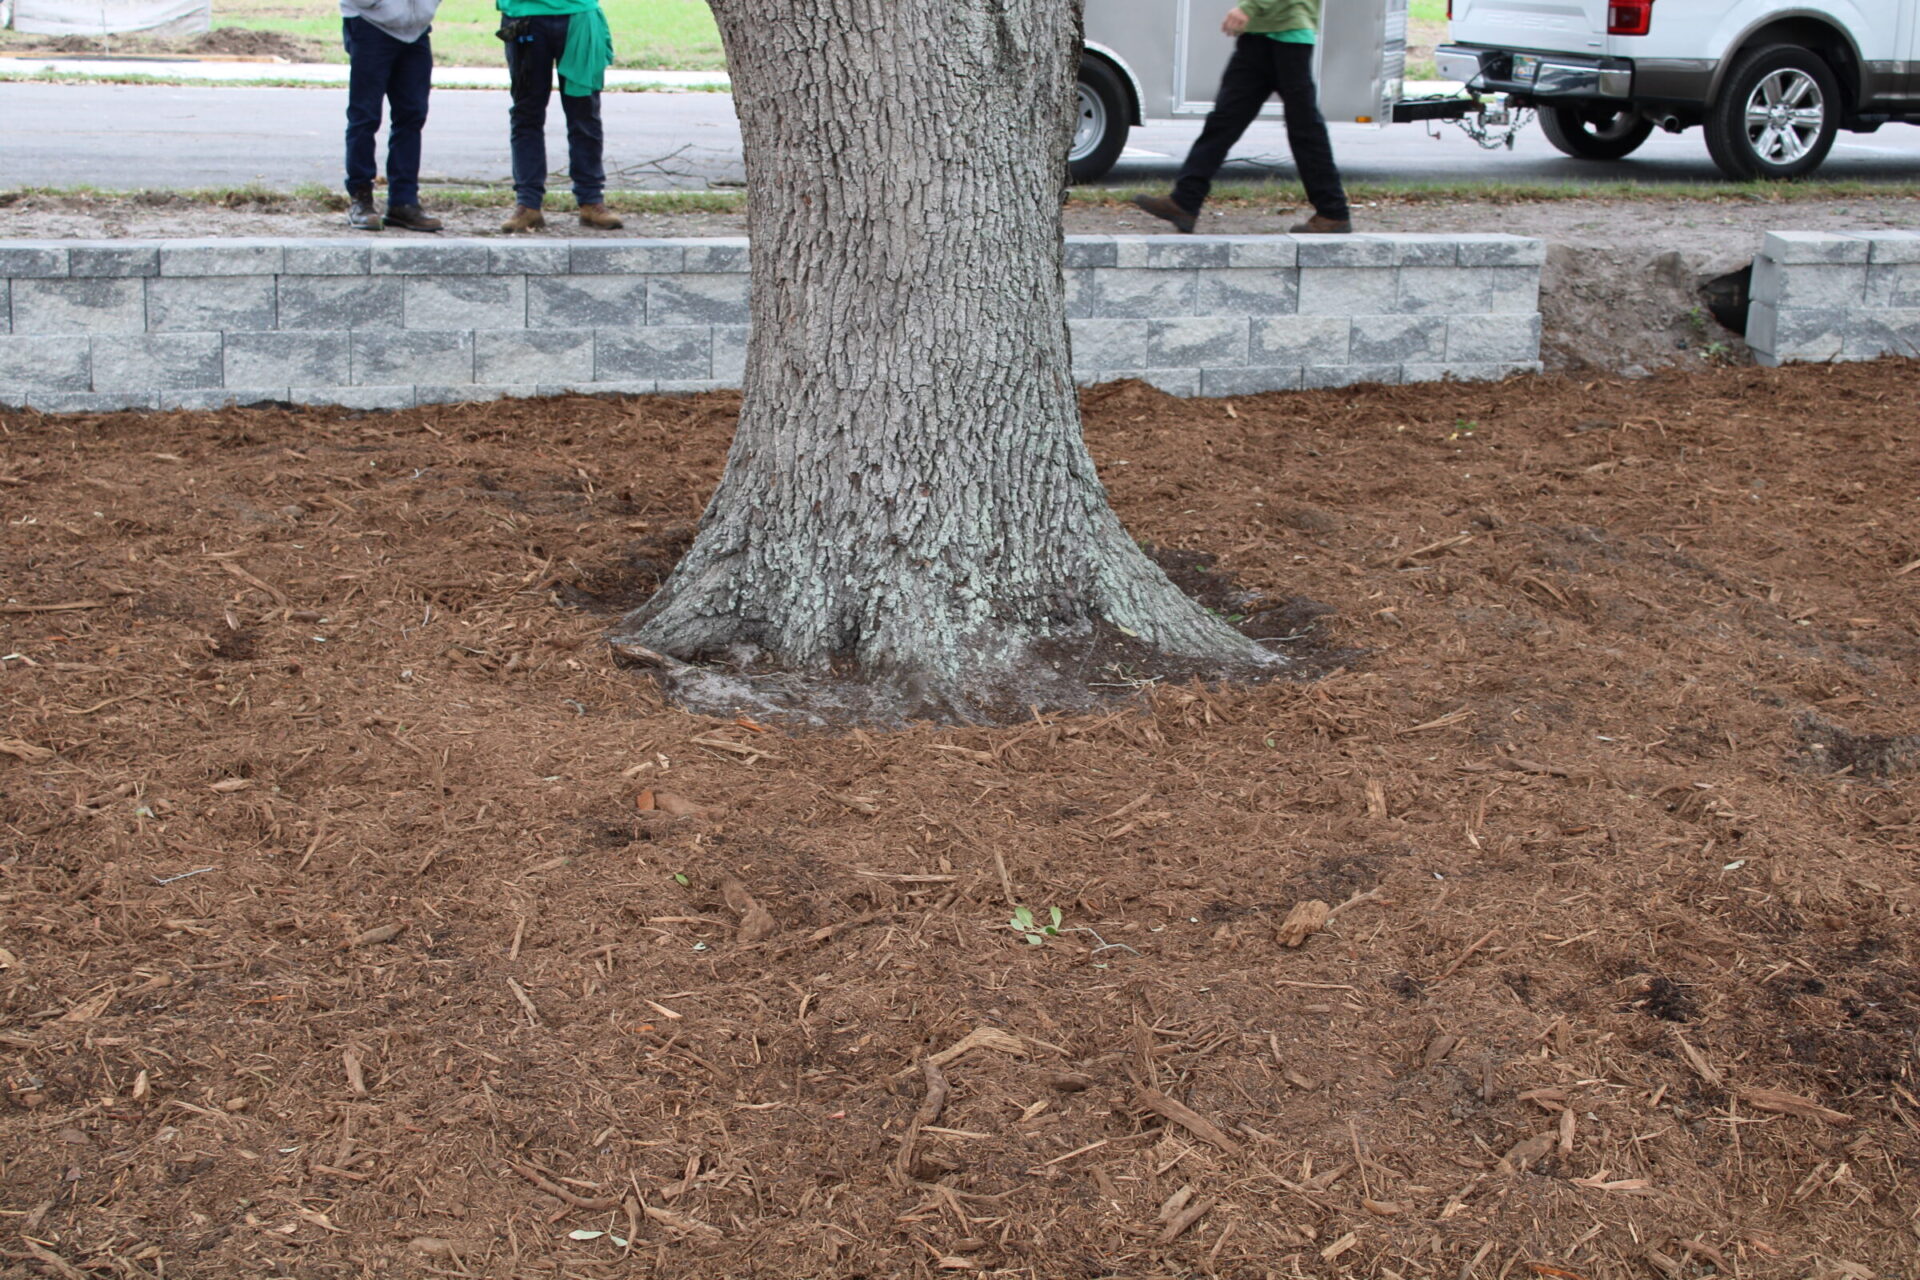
[498, 0, 613, 96]
[1240, 0, 1321, 33]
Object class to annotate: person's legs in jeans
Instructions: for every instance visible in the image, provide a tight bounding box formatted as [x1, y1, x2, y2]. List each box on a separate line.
[558, 85, 607, 207]
[343, 17, 400, 198]
[1269, 40, 1350, 221]
[506, 17, 562, 209]
[383, 30, 433, 209]
[1170, 34, 1279, 215]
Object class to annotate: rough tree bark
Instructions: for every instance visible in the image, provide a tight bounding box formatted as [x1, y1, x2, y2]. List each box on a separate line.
[611, 0, 1277, 719]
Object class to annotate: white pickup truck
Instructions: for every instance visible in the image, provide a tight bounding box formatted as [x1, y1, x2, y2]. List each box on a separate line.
[1437, 0, 1920, 178]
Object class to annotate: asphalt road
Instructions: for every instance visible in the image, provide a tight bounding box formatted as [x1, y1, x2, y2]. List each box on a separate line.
[7, 80, 1920, 192]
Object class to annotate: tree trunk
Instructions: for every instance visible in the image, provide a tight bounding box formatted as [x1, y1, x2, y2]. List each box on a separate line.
[612, 0, 1275, 719]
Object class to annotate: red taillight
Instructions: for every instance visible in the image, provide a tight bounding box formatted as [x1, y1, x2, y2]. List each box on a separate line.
[1607, 0, 1653, 35]
[1447, 0, 1453, 17]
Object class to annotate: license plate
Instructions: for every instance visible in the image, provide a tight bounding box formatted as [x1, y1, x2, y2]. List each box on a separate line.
[1510, 54, 1539, 82]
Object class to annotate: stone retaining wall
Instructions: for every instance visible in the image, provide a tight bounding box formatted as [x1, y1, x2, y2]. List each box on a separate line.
[1748, 230, 1920, 367]
[0, 235, 1543, 412]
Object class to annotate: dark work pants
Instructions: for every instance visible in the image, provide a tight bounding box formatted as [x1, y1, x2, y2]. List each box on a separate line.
[1173, 34, 1350, 221]
[505, 14, 607, 208]
[342, 17, 432, 208]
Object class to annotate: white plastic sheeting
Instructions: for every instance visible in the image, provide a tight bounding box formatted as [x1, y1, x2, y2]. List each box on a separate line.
[8, 0, 211, 37]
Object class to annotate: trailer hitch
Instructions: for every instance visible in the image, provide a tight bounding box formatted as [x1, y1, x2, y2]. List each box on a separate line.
[1443, 95, 1535, 150]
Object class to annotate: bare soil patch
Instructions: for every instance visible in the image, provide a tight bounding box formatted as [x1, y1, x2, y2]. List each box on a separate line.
[4, 362, 1920, 1279]
[0, 28, 324, 61]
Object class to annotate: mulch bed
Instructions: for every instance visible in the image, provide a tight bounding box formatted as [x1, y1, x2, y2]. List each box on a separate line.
[2, 363, 1917, 1279]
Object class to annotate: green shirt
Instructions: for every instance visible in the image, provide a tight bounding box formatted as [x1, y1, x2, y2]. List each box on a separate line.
[1266, 28, 1316, 43]
[1240, 0, 1321, 35]
[497, 0, 612, 96]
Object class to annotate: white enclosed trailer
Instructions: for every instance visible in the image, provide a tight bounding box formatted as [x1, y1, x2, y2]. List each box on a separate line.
[1072, 0, 1480, 180]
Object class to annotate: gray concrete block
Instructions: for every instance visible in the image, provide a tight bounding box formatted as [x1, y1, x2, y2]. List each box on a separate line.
[1487, 267, 1540, 314]
[1446, 314, 1541, 362]
[353, 330, 474, 385]
[656, 380, 732, 394]
[160, 240, 285, 276]
[1069, 318, 1150, 371]
[475, 329, 594, 384]
[0, 244, 69, 278]
[1077, 368, 1201, 396]
[1351, 314, 1446, 363]
[572, 241, 687, 274]
[1868, 232, 1920, 265]
[226, 331, 351, 386]
[536, 380, 658, 397]
[1303, 363, 1399, 389]
[648, 273, 750, 325]
[1145, 317, 1248, 369]
[290, 385, 416, 410]
[405, 274, 526, 330]
[1297, 237, 1395, 268]
[91, 332, 224, 391]
[1749, 305, 1845, 364]
[528, 274, 649, 328]
[278, 275, 403, 330]
[147, 276, 276, 331]
[1222, 236, 1297, 269]
[490, 242, 572, 275]
[1195, 268, 1298, 316]
[597, 325, 712, 380]
[159, 387, 290, 410]
[1063, 239, 1118, 269]
[1118, 238, 1230, 269]
[70, 246, 159, 278]
[1296, 266, 1396, 315]
[284, 242, 371, 276]
[0, 335, 90, 390]
[369, 242, 491, 275]
[1452, 235, 1547, 267]
[1866, 264, 1920, 309]
[11, 278, 146, 334]
[1402, 361, 1540, 384]
[1250, 315, 1351, 364]
[1200, 365, 1303, 395]
[682, 239, 751, 273]
[1841, 309, 1920, 360]
[711, 324, 750, 382]
[0, 279, 8, 335]
[1065, 268, 1197, 319]
[1377, 235, 1458, 267]
[27, 390, 157, 412]
[1760, 231, 1869, 265]
[1752, 258, 1866, 309]
[1397, 266, 1493, 315]
[414, 384, 542, 405]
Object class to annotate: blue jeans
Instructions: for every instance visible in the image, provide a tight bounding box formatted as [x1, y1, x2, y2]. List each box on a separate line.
[342, 17, 433, 208]
[504, 13, 606, 208]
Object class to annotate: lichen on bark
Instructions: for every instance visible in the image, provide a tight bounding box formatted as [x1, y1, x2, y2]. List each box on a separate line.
[611, 0, 1280, 720]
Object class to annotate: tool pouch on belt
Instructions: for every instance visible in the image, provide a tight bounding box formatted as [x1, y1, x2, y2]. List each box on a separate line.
[496, 15, 533, 42]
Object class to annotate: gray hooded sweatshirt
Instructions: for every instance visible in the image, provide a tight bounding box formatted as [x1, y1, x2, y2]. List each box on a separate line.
[340, 0, 440, 44]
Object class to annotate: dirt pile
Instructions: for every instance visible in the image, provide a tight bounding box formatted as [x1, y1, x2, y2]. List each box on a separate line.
[0, 28, 321, 61]
[2, 363, 1918, 1278]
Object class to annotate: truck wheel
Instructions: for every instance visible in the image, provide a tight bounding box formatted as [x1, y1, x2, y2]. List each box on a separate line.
[1704, 45, 1840, 179]
[1069, 57, 1129, 183]
[1538, 106, 1654, 159]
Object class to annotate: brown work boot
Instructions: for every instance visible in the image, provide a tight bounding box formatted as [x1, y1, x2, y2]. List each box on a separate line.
[1289, 213, 1354, 234]
[384, 204, 442, 232]
[577, 203, 624, 230]
[500, 205, 546, 233]
[1131, 192, 1197, 234]
[346, 192, 383, 231]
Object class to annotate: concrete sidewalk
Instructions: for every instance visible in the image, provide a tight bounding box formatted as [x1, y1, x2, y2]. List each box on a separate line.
[0, 56, 731, 89]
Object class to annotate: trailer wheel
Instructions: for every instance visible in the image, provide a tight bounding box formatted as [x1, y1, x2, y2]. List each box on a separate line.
[1538, 105, 1654, 159]
[1704, 45, 1840, 179]
[1069, 57, 1130, 183]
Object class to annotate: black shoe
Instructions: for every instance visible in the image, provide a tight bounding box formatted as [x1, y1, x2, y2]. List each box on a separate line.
[347, 194, 384, 232]
[384, 204, 443, 232]
[1132, 192, 1197, 234]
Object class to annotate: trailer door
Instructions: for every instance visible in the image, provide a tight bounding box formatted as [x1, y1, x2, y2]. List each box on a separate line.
[1174, 0, 1403, 121]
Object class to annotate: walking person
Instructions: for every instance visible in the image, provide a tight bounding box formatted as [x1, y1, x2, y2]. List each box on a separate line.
[340, 0, 444, 231]
[1133, 1, 1352, 235]
[496, 0, 624, 232]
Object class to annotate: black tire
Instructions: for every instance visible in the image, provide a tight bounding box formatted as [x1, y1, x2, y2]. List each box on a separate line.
[1537, 104, 1655, 159]
[1704, 44, 1841, 179]
[1069, 56, 1130, 183]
